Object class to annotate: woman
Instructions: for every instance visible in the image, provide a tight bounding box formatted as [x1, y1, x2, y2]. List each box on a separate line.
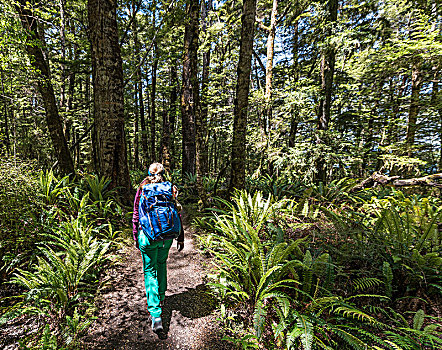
[132, 162, 184, 333]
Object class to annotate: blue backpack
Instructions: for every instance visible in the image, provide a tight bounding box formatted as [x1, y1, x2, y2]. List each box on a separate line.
[138, 181, 182, 241]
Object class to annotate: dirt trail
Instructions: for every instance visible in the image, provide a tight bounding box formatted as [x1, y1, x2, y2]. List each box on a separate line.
[81, 221, 234, 350]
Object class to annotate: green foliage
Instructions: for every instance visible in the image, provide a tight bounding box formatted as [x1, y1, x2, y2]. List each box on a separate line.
[201, 191, 306, 338]
[38, 170, 71, 206]
[0, 161, 127, 348]
[0, 158, 44, 282]
[197, 186, 442, 350]
[382, 262, 393, 299]
[310, 178, 358, 206]
[246, 175, 306, 200]
[12, 218, 111, 315]
[81, 174, 114, 202]
[366, 195, 442, 294]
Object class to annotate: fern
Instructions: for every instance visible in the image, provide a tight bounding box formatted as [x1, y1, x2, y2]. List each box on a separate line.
[383, 261, 394, 299]
[412, 309, 425, 331]
[353, 277, 384, 291]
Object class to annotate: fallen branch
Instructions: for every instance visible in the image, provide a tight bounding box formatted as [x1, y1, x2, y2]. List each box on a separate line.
[351, 172, 442, 193]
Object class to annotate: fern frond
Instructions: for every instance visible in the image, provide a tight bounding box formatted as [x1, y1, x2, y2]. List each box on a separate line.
[353, 277, 384, 291]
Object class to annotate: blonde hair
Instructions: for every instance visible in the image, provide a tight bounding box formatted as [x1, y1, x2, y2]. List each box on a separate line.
[140, 162, 165, 187]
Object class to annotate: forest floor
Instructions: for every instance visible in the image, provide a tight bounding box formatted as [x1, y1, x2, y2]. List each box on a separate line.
[80, 214, 235, 350]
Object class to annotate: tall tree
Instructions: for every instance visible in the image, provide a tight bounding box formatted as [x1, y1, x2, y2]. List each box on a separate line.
[229, 0, 257, 192]
[168, 62, 178, 170]
[288, 18, 299, 147]
[15, 0, 74, 175]
[264, 0, 278, 130]
[199, 0, 212, 177]
[0, 68, 11, 156]
[405, 63, 422, 156]
[88, 0, 131, 200]
[150, 0, 158, 162]
[132, 0, 140, 169]
[314, 0, 338, 183]
[181, 0, 199, 176]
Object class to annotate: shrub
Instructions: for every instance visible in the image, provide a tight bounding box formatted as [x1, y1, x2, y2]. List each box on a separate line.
[0, 158, 45, 282]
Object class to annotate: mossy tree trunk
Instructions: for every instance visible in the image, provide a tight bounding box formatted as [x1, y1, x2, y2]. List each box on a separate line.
[229, 0, 257, 193]
[88, 0, 131, 201]
[181, 0, 199, 176]
[16, 0, 74, 175]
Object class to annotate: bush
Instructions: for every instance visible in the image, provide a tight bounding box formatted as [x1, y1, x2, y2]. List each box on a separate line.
[0, 158, 45, 282]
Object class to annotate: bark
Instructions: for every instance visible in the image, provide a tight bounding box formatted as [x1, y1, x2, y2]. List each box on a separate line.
[140, 70, 148, 164]
[314, 0, 338, 184]
[58, 0, 67, 109]
[169, 63, 178, 170]
[406, 63, 422, 156]
[229, 0, 257, 192]
[88, 0, 131, 201]
[189, 0, 208, 206]
[351, 172, 442, 192]
[151, 42, 158, 162]
[150, 1, 158, 162]
[385, 75, 408, 146]
[16, 0, 74, 175]
[288, 117, 298, 148]
[432, 71, 442, 171]
[0, 68, 10, 156]
[200, 0, 212, 177]
[161, 106, 171, 172]
[440, 113, 442, 172]
[288, 19, 299, 148]
[181, 0, 199, 176]
[133, 2, 140, 169]
[264, 0, 278, 130]
[66, 19, 77, 155]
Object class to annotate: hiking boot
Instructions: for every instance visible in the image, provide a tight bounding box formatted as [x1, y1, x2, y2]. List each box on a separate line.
[152, 317, 163, 333]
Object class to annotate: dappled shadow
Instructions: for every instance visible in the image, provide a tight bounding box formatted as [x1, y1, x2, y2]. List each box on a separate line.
[81, 235, 235, 350]
[82, 283, 231, 350]
[161, 283, 217, 333]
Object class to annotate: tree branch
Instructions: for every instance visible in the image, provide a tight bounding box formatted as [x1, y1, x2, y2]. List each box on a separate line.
[123, 0, 177, 87]
[253, 49, 266, 73]
[119, 0, 144, 47]
[257, 20, 270, 32]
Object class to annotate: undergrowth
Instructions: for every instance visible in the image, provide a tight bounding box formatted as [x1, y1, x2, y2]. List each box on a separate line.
[0, 162, 131, 349]
[194, 178, 442, 350]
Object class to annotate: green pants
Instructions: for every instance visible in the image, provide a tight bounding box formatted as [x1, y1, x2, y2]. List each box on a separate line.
[138, 230, 173, 318]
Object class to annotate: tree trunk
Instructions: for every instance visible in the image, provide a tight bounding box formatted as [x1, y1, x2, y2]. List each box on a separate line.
[229, 0, 257, 192]
[181, 0, 199, 176]
[0, 68, 10, 156]
[288, 19, 299, 148]
[140, 70, 148, 164]
[151, 42, 158, 162]
[16, 0, 74, 175]
[132, 0, 140, 169]
[351, 172, 442, 192]
[88, 0, 131, 201]
[264, 0, 278, 130]
[150, 1, 158, 162]
[406, 63, 422, 156]
[431, 71, 442, 171]
[66, 18, 77, 164]
[314, 0, 338, 184]
[200, 0, 212, 177]
[169, 63, 178, 170]
[58, 0, 67, 109]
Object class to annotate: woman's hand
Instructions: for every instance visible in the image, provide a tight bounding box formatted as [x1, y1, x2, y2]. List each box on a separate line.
[177, 241, 184, 252]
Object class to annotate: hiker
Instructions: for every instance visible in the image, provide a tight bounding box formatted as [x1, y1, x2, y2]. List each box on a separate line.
[132, 162, 184, 334]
